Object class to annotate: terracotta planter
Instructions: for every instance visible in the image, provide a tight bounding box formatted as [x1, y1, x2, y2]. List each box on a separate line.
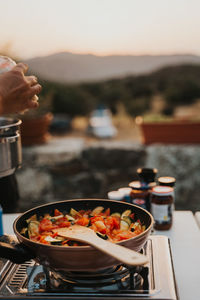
[20, 113, 53, 146]
[138, 120, 200, 145]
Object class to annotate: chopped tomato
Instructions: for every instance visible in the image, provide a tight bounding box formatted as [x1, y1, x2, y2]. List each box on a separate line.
[54, 209, 62, 216]
[129, 213, 135, 220]
[39, 218, 55, 232]
[76, 217, 89, 226]
[114, 231, 134, 241]
[58, 221, 71, 228]
[90, 216, 104, 224]
[51, 232, 58, 238]
[104, 208, 110, 216]
[105, 216, 120, 231]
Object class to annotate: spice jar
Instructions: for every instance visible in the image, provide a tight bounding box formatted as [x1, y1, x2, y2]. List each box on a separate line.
[129, 180, 156, 211]
[129, 181, 149, 210]
[151, 186, 174, 230]
[158, 176, 176, 207]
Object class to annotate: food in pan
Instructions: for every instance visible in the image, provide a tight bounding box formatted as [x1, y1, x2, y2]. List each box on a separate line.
[21, 206, 146, 246]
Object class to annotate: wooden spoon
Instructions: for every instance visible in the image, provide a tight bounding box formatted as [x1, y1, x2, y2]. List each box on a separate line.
[53, 225, 148, 266]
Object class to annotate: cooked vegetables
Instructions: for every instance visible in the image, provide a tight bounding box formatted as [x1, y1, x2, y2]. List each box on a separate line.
[21, 206, 145, 246]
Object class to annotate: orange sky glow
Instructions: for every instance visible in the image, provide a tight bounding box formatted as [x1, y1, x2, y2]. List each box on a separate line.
[0, 0, 200, 59]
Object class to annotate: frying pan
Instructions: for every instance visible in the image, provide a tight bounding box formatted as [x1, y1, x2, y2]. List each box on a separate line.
[0, 199, 154, 271]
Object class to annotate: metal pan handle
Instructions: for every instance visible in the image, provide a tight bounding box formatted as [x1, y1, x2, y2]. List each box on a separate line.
[0, 235, 35, 263]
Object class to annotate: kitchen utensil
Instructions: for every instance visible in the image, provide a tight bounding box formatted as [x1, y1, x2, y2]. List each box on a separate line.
[54, 225, 148, 266]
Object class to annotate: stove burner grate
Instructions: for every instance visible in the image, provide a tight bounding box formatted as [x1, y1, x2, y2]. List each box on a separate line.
[47, 264, 147, 291]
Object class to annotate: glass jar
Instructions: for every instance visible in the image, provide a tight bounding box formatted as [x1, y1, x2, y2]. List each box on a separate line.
[129, 180, 156, 211]
[151, 186, 174, 230]
[129, 181, 149, 210]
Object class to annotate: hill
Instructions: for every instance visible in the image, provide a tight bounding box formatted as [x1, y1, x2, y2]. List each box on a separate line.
[25, 52, 200, 83]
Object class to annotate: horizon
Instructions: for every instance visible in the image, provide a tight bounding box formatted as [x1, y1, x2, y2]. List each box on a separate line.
[1, 0, 200, 60]
[24, 50, 200, 62]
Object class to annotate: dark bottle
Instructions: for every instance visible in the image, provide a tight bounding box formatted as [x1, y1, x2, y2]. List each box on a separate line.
[137, 167, 158, 185]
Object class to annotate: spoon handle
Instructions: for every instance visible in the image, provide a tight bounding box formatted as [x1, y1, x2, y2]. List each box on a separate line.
[85, 234, 148, 266]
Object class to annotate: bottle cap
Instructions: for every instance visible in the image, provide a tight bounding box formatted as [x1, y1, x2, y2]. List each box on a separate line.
[137, 167, 158, 183]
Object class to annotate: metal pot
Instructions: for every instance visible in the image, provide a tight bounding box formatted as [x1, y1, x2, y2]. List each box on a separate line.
[0, 117, 22, 178]
[0, 199, 154, 271]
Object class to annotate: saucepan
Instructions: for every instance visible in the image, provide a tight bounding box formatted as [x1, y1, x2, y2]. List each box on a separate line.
[0, 117, 22, 178]
[0, 199, 154, 271]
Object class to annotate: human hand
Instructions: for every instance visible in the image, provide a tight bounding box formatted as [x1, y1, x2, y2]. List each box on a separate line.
[0, 62, 42, 115]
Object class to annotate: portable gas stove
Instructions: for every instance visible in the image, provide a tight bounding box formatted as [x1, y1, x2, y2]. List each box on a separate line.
[0, 235, 178, 299]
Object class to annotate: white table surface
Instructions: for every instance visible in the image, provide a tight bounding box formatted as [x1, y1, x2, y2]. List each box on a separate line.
[194, 211, 200, 228]
[2, 211, 200, 300]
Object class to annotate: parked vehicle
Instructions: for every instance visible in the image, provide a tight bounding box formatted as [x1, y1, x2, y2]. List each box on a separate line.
[87, 106, 117, 138]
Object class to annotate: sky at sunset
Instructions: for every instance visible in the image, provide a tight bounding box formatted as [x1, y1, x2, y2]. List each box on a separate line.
[0, 0, 200, 59]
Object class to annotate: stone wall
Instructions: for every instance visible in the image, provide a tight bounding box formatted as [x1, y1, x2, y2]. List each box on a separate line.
[16, 137, 200, 212]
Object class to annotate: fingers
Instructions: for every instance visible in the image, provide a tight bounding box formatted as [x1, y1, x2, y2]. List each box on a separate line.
[13, 62, 28, 74]
[26, 75, 38, 87]
[28, 98, 39, 109]
[29, 83, 42, 96]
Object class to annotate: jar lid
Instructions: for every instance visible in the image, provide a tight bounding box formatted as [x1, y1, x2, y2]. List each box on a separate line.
[129, 180, 150, 190]
[151, 185, 174, 195]
[118, 187, 132, 196]
[107, 191, 124, 201]
[158, 176, 176, 186]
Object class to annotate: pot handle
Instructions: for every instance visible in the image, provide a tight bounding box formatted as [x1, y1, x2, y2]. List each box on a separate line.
[0, 235, 35, 263]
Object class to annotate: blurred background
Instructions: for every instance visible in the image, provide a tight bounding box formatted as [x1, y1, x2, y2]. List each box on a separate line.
[1, 0, 200, 132]
[1, 0, 200, 211]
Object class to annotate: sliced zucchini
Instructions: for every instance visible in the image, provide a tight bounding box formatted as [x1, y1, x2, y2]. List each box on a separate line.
[44, 235, 64, 245]
[28, 221, 40, 237]
[111, 212, 121, 218]
[65, 214, 75, 222]
[26, 214, 37, 224]
[130, 222, 141, 231]
[96, 232, 108, 240]
[90, 206, 104, 216]
[120, 219, 130, 231]
[122, 216, 132, 226]
[121, 210, 132, 219]
[50, 215, 64, 222]
[70, 208, 81, 217]
[20, 227, 29, 238]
